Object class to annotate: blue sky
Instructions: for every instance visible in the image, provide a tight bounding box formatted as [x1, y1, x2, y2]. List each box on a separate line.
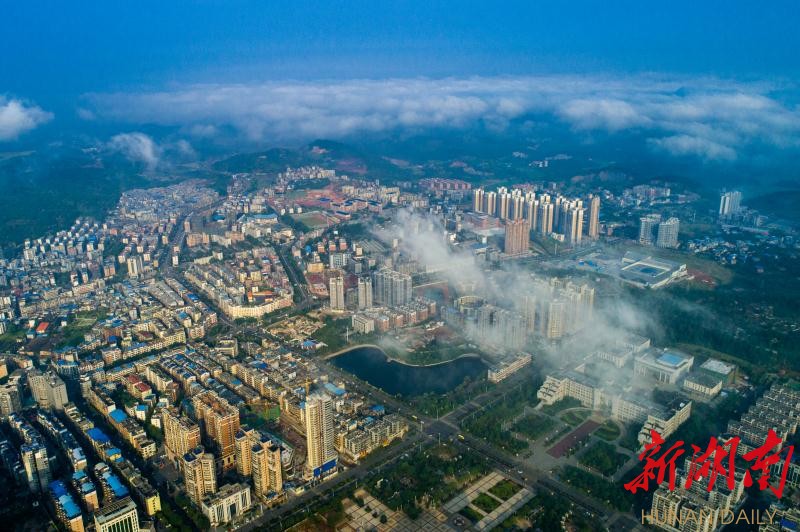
[3, 1, 798, 97]
[1, 1, 799, 161]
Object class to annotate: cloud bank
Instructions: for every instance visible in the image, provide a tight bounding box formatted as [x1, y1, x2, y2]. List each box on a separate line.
[0, 97, 53, 141]
[107, 132, 162, 169]
[86, 75, 800, 161]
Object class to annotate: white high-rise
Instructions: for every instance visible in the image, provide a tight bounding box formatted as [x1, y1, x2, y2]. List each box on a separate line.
[719, 191, 742, 218]
[656, 217, 680, 248]
[329, 276, 345, 310]
[357, 277, 373, 309]
[304, 393, 337, 478]
[639, 214, 662, 245]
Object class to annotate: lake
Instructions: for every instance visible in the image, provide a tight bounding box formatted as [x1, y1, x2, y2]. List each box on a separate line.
[330, 345, 487, 396]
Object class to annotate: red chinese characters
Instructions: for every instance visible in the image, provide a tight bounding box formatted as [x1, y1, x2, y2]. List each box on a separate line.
[623, 429, 794, 499]
[624, 430, 685, 493]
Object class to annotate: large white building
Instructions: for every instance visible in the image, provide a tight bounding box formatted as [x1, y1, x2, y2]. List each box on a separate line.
[656, 217, 680, 249]
[182, 446, 217, 504]
[304, 392, 337, 478]
[94, 497, 140, 532]
[201, 483, 252, 527]
[329, 276, 345, 311]
[28, 370, 69, 410]
[634, 349, 694, 384]
[719, 191, 742, 219]
[357, 277, 373, 309]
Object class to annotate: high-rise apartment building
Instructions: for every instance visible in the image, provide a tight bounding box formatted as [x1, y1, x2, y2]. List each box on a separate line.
[639, 214, 662, 245]
[719, 190, 742, 218]
[329, 276, 345, 310]
[565, 206, 585, 244]
[191, 390, 240, 471]
[162, 409, 201, 462]
[588, 194, 600, 239]
[304, 393, 337, 478]
[28, 370, 69, 410]
[182, 446, 217, 504]
[656, 217, 680, 249]
[0, 381, 22, 417]
[94, 497, 140, 532]
[252, 439, 283, 498]
[472, 188, 485, 212]
[537, 201, 555, 235]
[497, 187, 511, 220]
[22, 441, 51, 492]
[485, 191, 497, 216]
[504, 219, 529, 255]
[372, 268, 412, 307]
[234, 427, 259, 477]
[357, 277, 373, 309]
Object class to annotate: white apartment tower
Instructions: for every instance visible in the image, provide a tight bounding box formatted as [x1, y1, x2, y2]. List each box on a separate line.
[304, 393, 337, 478]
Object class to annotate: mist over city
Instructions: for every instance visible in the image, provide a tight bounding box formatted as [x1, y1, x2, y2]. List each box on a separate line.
[1, 2, 799, 532]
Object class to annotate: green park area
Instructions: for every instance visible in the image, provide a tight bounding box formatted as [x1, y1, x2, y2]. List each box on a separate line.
[594, 420, 621, 441]
[561, 465, 633, 512]
[488, 479, 522, 501]
[367, 444, 488, 520]
[541, 397, 581, 415]
[291, 211, 332, 230]
[459, 505, 483, 524]
[511, 414, 556, 441]
[56, 308, 108, 348]
[462, 385, 540, 454]
[472, 492, 502, 514]
[559, 409, 591, 426]
[578, 441, 629, 477]
[0, 323, 26, 352]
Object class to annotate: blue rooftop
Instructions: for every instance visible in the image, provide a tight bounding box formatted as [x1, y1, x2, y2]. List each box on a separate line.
[87, 427, 110, 443]
[109, 409, 127, 423]
[658, 353, 686, 367]
[102, 472, 128, 498]
[49, 480, 68, 497]
[59, 495, 82, 518]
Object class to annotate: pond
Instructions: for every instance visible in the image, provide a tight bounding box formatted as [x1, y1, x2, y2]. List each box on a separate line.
[330, 345, 487, 396]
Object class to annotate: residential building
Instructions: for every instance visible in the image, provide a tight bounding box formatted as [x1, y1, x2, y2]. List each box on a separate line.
[304, 392, 337, 478]
[94, 497, 139, 532]
[504, 218, 529, 255]
[201, 483, 252, 527]
[22, 441, 51, 492]
[182, 446, 217, 504]
[329, 275, 345, 311]
[656, 217, 680, 248]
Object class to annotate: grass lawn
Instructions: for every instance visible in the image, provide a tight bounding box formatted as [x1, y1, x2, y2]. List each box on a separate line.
[578, 441, 629, 477]
[472, 493, 502, 514]
[541, 397, 582, 415]
[512, 414, 556, 440]
[594, 420, 621, 441]
[488, 479, 522, 501]
[459, 505, 483, 523]
[561, 465, 633, 512]
[560, 409, 591, 426]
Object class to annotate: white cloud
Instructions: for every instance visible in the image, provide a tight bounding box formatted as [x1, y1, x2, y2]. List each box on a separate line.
[107, 132, 161, 169]
[650, 135, 737, 161]
[86, 75, 800, 160]
[0, 97, 53, 140]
